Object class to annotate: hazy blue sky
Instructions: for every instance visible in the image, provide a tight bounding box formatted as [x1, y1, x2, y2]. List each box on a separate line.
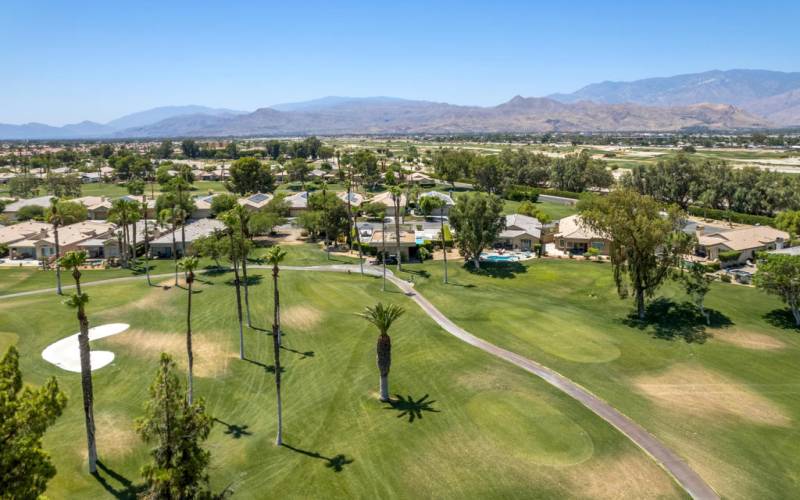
[4, 0, 799, 125]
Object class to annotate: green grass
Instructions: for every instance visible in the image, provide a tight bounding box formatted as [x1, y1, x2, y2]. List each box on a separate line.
[0, 244, 351, 296]
[403, 258, 800, 498]
[77, 181, 230, 198]
[0, 261, 682, 498]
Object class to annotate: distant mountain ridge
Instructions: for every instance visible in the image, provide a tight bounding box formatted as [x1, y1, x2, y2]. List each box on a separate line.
[549, 69, 800, 125]
[3, 69, 800, 139]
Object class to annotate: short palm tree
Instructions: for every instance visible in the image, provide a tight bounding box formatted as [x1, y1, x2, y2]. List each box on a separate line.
[178, 256, 199, 404]
[266, 245, 287, 445]
[60, 250, 98, 473]
[359, 302, 405, 401]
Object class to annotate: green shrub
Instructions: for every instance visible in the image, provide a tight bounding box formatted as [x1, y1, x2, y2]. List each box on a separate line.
[505, 186, 540, 202]
[540, 189, 582, 199]
[720, 273, 732, 283]
[718, 250, 742, 263]
[687, 206, 775, 227]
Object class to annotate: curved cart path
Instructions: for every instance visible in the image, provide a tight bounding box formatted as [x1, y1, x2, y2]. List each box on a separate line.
[1, 263, 718, 500]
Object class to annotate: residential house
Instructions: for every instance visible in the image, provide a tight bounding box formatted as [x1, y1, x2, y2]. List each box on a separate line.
[192, 194, 218, 219]
[695, 225, 789, 267]
[369, 191, 407, 218]
[363, 228, 419, 261]
[407, 172, 435, 187]
[418, 191, 454, 216]
[31, 221, 116, 261]
[0, 221, 50, 257]
[336, 191, 364, 207]
[238, 192, 274, 212]
[74, 196, 113, 220]
[149, 218, 226, 258]
[2, 196, 54, 221]
[554, 214, 611, 255]
[496, 214, 542, 251]
[284, 191, 309, 217]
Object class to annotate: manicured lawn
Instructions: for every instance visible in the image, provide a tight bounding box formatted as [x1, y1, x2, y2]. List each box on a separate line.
[0, 244, 353, 296]
[0, 265, 682, 498]
[404, 258, 800, 499]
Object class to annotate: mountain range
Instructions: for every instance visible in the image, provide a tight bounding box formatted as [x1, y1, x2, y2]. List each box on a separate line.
[2, 69, 799, 139]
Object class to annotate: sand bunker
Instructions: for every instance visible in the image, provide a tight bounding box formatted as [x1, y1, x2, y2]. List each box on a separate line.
[105, 329, 231, 377]
[42, 323, 130, 372]
[712, 330, 786, 350]
[634, 365, 791, 426]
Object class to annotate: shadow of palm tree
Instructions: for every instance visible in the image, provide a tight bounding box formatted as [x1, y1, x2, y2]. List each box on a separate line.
[384, 394, 440, 423]
[91, 460, 143, 499]
[202, 265, 229, 276]
[280, 345, 315, 359]
[763, 309, 800, 331]
[243, 357, 285, 374]
[281, 443, 354, 472]
[622, 297, 732, 343]
[214, 418, 253, 438]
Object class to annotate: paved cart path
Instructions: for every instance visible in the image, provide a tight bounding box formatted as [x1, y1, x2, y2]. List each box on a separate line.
[1, 263, 718, 500]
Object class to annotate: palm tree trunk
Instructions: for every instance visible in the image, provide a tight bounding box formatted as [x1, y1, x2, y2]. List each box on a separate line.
[186, 275, 194, 405]
[394, 203, 402, 271]
[171, 211, 177, 285]
[143, 206, 151, 286]
[440, 216, 448, 284]
[381, 220, 386, 292]
[353, 212, 364, 275]
[77, 307, 97, 473]
[181, 222, 187, 260]
[54, 225, 62, 295]
[230, 234, 245, 359]
[636, 288, 646, 320]
[241, 255, 252, 327]
[271, 265, 283, 445]
[132, 220, 137, 263]
[377, 333, 391, 402]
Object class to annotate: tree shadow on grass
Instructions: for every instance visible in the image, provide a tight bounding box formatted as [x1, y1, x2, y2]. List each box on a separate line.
[281, 444, 354, 472]
[202, 265, 230, 277]
[622, 297, 732, 343]
[214, 418, 253, 438]
[281, 345, 315, 359]
[92, 460, 143, 500]
[243, 357, 285, 374]
[402, 268, 430, 279]
[763, 309, 800, 331]
[383, 394, 440, 423]
[465, 261, 527, 279]
[224, 274, 263, 286]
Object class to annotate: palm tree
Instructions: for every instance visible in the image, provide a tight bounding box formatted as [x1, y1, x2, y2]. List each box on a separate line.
[221, 212, 245, 359]
[110, 198, 138, 267]
[47, 198, 63, 295]
[390, 186, 402, 272]
[232, 205, 253, 327]
[359, 302, 405, 402]
[266, 245, 287, 445]
[141, 195, 152, 286]
[419, 196, 448, 284]
[60, 250, 98, 473]
[179, 256, 198, 404]
[346, 162, 364, 275]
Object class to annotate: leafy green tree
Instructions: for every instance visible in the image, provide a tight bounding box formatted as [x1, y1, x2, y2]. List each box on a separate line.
[9, 174, 40, 198]
[432, 148, 474, 188]
[580, 189, 690, 320]
[126, 178, 146, 196]
[45, 173, 82, 198]
[248, 210, 284, 236]
[359, 302, 405, 402]
[675, 262, 714, 324]
[287, 158, 310, 188]
[754, 254, 800, 327]
[0, 346, 67, 499]
[352, 150, 380, 188]
[228, 158, 274, 195]
[16, 204, 45, 221]
[60, 250, 98, 473]
[549, 151, 613, 193]
[775, 210, 800, 238]
[136, 354, 215, 499]
[181, 139, 201, 158]
[266, 246, 287, 445]
[156, 140, 174, 159]
[419, 196, 449, 283]
[448, 193, 505, 269]
[210, 193, 238, 216]
[472, 155, 503, 193]
[518, 201, 552, 223]
[193, 231, 225, 268]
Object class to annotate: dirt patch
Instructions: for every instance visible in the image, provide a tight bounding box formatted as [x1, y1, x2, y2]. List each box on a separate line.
[566, 452, 680, 499]
[634, 364, 791, 427]
[712, 330, 786, 350]
[281, 306, 323, 330]
[105, 329, 231, 378]
[82, 412, 138, 459]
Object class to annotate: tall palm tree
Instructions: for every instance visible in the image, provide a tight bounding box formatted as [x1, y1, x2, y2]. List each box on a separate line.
[109, 199, 132, 267]
[141, 195, 152, 286]
[47, 198, 63, 295]
[60, 250, 98, 473]
[346, 162, 364, 275]
[390, 186, 402, 272]
[222, 212, 245, 359]
[232, 205, 253, 327]
[179, 256, 198, 404]
[266, 245, 287, 446]
[419, 196, 448, 283]
[359, 302, 405, 402]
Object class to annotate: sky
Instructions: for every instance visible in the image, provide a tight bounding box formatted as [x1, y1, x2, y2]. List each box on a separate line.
[3, 0, 800, 125]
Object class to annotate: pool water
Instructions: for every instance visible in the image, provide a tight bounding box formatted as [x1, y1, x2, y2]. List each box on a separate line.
[484, 254, 516, 262]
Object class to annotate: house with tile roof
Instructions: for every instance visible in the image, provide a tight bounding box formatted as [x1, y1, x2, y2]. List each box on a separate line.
[553, 214, 611, 255]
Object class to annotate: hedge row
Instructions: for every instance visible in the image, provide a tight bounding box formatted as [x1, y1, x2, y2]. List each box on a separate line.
[687, 206, 775, 227]
[539, 189, 583, 200]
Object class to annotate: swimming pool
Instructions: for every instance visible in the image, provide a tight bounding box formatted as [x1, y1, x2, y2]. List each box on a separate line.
[482, 254, 518, 262]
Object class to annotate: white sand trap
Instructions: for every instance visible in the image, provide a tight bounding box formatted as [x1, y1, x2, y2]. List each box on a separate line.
[42, 323, 130, 372]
